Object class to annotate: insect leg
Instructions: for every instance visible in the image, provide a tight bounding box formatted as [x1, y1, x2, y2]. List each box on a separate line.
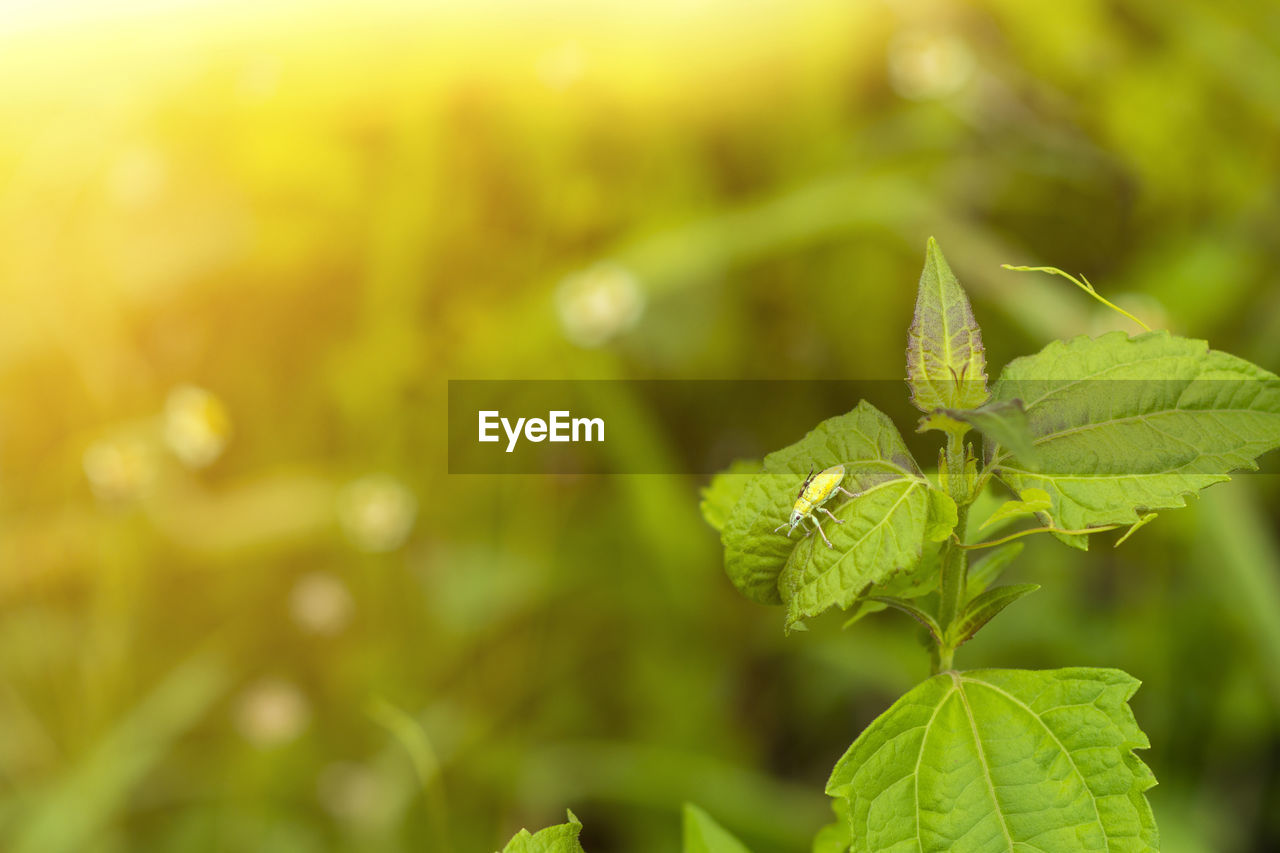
[812, 516, 835, 549]
[835, 486, 861, 498]
[818, 506, 844, 525]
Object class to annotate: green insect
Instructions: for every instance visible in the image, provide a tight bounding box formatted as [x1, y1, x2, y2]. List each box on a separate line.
[774, 463, 861, 549]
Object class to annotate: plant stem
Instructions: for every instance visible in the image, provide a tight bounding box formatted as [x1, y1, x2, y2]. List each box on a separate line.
[934, 503, 969, 673]
[1001, 264, 1151, 331]
[932, 432, 972, 673]
[957, 523, 1121, 550]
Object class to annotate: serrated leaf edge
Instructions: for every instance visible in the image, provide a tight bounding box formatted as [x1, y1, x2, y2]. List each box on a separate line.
[826, 668, 1157, 851]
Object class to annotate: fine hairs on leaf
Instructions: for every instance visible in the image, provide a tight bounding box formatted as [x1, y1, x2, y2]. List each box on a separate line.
[907, 238, 989, 413]
[692, 238, 1280, 852]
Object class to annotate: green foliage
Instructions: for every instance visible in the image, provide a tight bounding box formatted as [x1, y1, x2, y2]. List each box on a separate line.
[1114, 512, 1158, 547]
[952, 584, 1039, 646]
[810, 800, 853, 853]
[826, 669, 1157, 853]
[718, 402, 953, 618]
[704, 238, 1280, 852]
[964, 542, 1023, 595]
[865, 595, 942, 644]
[683, 804, 755, 853]
[11, 653, 228, 853]
[502, 806, 758, 853]
[840, 539, 945, 628]
[978, 488, 1052, 531]
[496, 804, 757, 850]
[500, 811, 586, 853]
[778, 478, 946, 630]
[700, 459, 764, 534]
[923, 489, 960, 543]
[907, 238, 989, 413]
[920, 400, 1038, 466]
[988, 331, 1280, 531]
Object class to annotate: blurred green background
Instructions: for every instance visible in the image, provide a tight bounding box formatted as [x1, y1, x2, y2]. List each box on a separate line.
[1, 0, 1279, 850]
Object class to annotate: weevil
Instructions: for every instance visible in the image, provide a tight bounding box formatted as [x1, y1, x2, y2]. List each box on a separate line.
[774, 463, 861, 549]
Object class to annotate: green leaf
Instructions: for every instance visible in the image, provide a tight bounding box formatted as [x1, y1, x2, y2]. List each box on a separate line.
[683, 804, 753, 853]
[924, 488, 959, 542]
[719, 401, 926, 608]
[907, 238, 989, 413]
[1115, 512, 1158, 547]
[978, 488, 1053, 531]
[924, 399, 1038, 465]
[827, 668, 1158, 853]
[915, 410, 969, 438]
[842, 540, 943, 628]
[700, 459, 764, 534]
[992, 330, 1280, 530]
[952, 584, 1040, 646]
[777, 477, 938, 630]
[500, 810, 586, 853]
[965, 542, 1024, 596]
[811, 799, 853, 853]
[867, 596, 942, 643]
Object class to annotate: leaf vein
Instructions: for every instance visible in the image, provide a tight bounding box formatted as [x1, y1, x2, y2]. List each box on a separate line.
[951, 673, 1016, 851]
[960, 677, 1107, 843]
[912, 682, 956, 853]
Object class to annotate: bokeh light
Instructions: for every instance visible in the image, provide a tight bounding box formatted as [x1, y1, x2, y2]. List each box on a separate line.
[234, 678, 311, 748]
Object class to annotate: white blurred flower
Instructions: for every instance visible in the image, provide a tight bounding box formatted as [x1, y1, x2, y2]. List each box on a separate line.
[888, 30, 975, 101]
[337, 475, 417, 553]
[317, 761, 388, 826]
[555, 262, 645, 348]
[163, 384, 232, 469]
[234, 678, 310, 748]
[83, 435, 158, 503]
[289, 572, 354, 636]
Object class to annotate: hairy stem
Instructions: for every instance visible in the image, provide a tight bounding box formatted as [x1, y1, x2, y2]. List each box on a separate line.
[934, 507, 969, 672]
[934, 433, 971, 673]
